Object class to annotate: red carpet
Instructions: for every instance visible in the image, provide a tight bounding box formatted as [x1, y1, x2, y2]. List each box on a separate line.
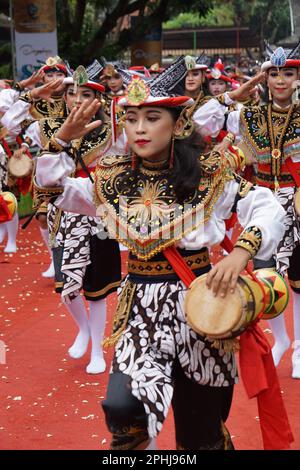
[0, 219, 299, 450]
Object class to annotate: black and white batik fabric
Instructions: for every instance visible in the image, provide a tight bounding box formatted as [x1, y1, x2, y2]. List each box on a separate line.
[111, 278, 238, 438]
[60, 213, 99, 302]
[275, 187, 300, 274]
[0, 148, 8, 191]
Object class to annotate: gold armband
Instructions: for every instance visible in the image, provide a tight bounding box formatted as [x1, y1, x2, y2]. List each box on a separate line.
[32, 177, 64, 210]
[19, 91, 35, 104]
[224, 132, 235, 145]
[44, 135, 70, 153]
[235, 226, 262, 259]
[13, 82, 24, 92]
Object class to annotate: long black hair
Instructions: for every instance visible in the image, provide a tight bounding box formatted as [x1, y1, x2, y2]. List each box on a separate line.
[125, 106, 206, 203]
[168, 107, 205, 203]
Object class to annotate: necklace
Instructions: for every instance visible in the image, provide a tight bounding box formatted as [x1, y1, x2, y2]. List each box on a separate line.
[46, 97, 65, 118]
[142, 157, 169, 170]
[267, 102, 295, 178]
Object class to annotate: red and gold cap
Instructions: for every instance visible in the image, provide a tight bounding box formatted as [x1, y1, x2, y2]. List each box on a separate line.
[63, 65, 105, 93]
[119, 76, 193, 108]
[261, 44, 300, 71]
[41, 56, 68, 75]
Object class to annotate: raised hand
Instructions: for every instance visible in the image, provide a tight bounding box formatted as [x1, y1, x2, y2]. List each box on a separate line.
[30, 78, 65, 100]
[19, 68, 45, 90]
[55, 99, 102, 143]
[0, 79, 13, 89]
[12, 147, 27, 160]
[228, 72, 266, 103]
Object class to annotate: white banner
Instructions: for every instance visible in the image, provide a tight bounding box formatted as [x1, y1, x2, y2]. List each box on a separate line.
[15, 31, 58, 79]
[13, 0, 58, 80]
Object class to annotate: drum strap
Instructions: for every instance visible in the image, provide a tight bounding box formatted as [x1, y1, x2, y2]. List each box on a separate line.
[163, 246, 197, 287]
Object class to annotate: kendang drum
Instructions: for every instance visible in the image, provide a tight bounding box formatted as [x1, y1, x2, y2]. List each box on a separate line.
[0, 191, 18, 223]
[8, 153, 33, 178]
[184, 268, 289, 340]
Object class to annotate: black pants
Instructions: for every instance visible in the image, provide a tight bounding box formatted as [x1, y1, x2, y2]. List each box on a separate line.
[53, 234, 121, 300]
[102, 360, 234, 450]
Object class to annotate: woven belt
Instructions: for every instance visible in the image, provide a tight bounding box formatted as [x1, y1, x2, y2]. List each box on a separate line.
[128, 248, 210, 281]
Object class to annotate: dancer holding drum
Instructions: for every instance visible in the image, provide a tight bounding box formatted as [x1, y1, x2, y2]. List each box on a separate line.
[200, 43, 300, 378]
[34, 72, 290, 450]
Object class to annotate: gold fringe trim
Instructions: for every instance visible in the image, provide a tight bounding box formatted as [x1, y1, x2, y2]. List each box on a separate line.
[102, 280, 137, 348]
[211, 337, 240, 353]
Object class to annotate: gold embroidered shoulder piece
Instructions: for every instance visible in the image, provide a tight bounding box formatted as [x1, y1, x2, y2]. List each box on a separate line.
[94, 154, 231, 260]
[39, 118, 64, 148]
[240, 104, 300, 162]
[72, 122, 112, 168]
[39, 119, 112, 168]
[30, 98, 67, 120]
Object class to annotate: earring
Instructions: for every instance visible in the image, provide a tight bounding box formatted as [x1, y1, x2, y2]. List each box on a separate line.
[268, 87, 273, 102]
[131, 152, 138, 170]
[169, 134, 175, 169]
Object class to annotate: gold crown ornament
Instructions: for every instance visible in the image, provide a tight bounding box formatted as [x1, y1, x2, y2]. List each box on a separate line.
[185, 55, 197, 70]
[72, 65, 89, 93]
[45, 56, 64, 67]
[125, 77, 150, 106]
[211, 68, 222, 79]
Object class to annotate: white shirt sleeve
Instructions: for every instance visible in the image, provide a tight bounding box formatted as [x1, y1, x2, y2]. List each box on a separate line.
[0, 99, 31, 136]
[35, 151, 96, 216]
[179, 179, 285, 260]
[193, 98, 227, 137]
[0, 89, 20, 114]
[55, 177, 96, 217]
[226, 109, 241, 139]
[24, 121, 42, 148]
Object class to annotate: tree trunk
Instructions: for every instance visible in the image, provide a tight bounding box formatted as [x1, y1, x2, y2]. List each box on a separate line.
[73, 0, 87, 41]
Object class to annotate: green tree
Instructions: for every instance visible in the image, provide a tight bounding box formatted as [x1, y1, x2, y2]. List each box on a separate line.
[214, 0, 290, 49]
[56, 0, 213, 64]
[164, 5, 234, 29]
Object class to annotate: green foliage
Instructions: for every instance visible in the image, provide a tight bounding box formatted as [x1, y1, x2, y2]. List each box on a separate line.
[163, 5, 234, 29]
[0, 42, 12, 79]
[164, 0, 290, 44]
[0, 0, 293, 75]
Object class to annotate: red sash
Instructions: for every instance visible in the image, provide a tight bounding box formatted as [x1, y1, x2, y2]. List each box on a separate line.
[163, 240, 294, 450]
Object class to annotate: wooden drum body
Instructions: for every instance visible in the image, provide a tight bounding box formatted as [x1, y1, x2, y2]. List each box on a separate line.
[8, 154, 33, 178]
[184, 268, 289, 340]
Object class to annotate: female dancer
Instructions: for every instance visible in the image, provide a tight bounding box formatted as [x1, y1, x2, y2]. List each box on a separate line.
[32, 68, 122, 374]
[201, 44, 300, 378]
[34, 73, 287, 449]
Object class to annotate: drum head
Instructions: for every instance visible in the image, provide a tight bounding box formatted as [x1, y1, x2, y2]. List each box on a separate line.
[8, 154, 33, 178]
[184, 274, 243, 337]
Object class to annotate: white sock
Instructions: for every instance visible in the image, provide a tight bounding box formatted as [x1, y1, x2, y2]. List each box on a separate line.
[39, 227, 55, 277]
[86, 298, 107, 374]
[4, 213, 18, 253]
[65, 295, 90, 359]
[145, 438, 157, 450]
[0, 224, 7, 243]
[269, 313, 291, 367]
[292, 292, 300, 378]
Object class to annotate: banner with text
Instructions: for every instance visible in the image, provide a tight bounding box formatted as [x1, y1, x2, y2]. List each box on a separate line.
[13, 0, 58, 79]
